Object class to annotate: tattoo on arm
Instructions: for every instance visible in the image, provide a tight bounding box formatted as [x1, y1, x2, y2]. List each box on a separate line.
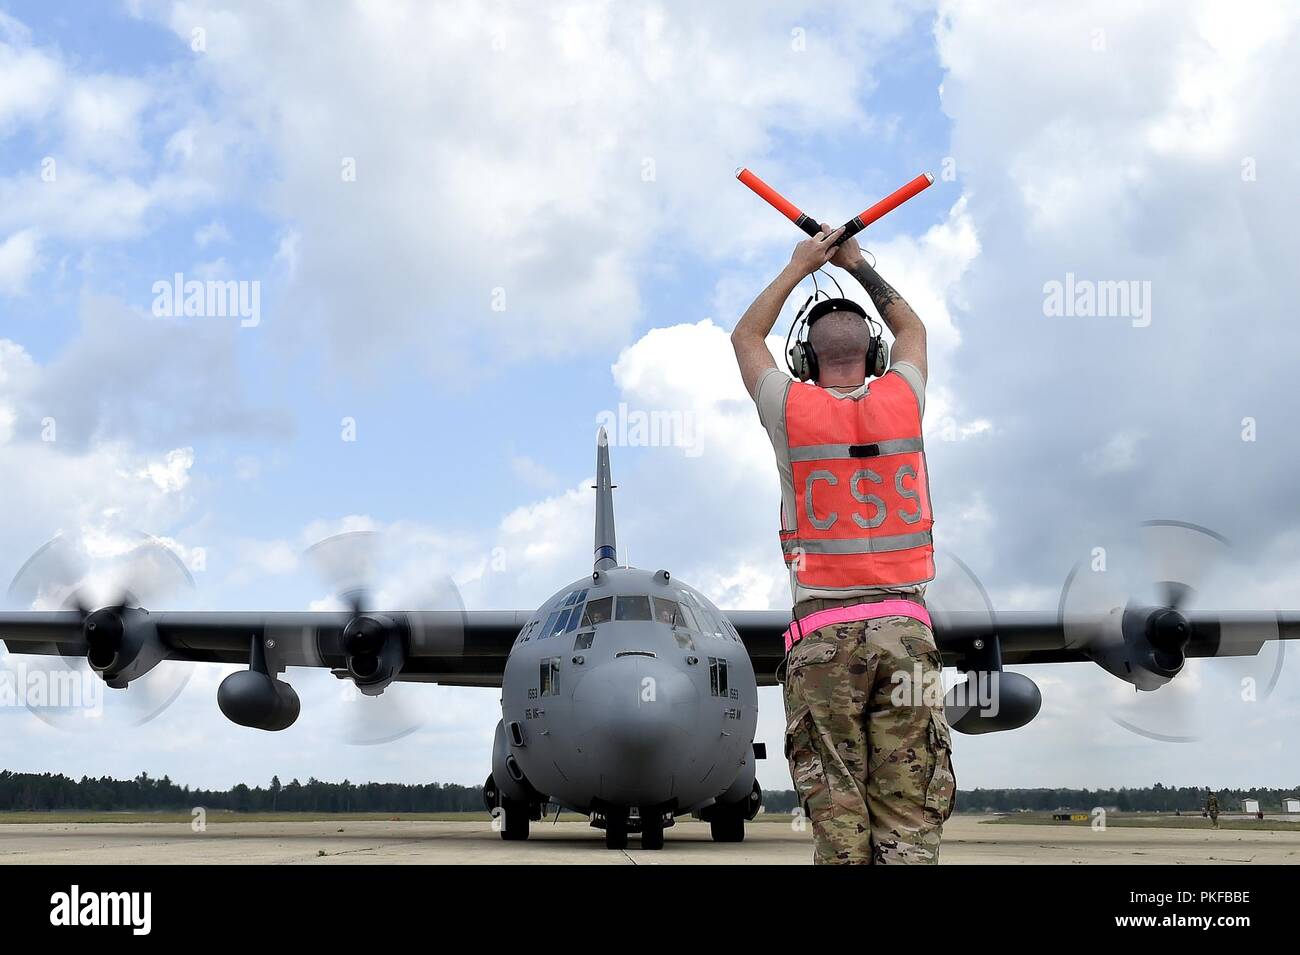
[849, 260, 902, 312]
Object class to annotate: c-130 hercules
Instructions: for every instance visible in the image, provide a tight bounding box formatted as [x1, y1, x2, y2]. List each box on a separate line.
[1, 431, 1296, 850]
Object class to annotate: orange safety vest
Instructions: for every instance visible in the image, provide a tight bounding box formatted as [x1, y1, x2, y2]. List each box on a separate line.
[779, 372, 935, 590]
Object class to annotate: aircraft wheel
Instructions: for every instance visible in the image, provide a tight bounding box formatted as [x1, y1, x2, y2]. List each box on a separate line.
[500, 798, 530, 841]
[710, 815, 744, 843]
[605, 817, 629, 850]
[641, 817, 665, 850]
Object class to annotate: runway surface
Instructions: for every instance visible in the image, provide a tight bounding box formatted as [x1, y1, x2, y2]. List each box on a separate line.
[2, 815, 1297, 864]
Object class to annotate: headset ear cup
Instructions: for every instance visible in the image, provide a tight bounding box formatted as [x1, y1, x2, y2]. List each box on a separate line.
[787, 343, 802, 381]
[789, 342, 816, 382]
[873, 337, 889, 377]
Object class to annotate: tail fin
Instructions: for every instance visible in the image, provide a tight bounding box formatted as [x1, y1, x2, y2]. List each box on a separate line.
[593, 428, 618, 571]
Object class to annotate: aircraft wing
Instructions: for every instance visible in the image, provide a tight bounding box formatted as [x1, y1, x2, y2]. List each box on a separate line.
[727, 608, 1300, 686]
[0, 609, 526, 688]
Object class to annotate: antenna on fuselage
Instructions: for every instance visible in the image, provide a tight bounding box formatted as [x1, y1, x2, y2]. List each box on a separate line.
[593, 427, 618, 571]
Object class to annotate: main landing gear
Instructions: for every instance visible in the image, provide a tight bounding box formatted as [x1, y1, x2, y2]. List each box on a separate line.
[697, 779, 762, 843]
[484, 773, 541, 842]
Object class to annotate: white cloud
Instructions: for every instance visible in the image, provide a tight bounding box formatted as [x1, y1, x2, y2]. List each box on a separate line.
[1084, 429, 1144, 476]
[0, 20, 220, 245]
[194, 219, 231, 248]
[0, 17, 60, 132]
[137, 0, 924, 369]
[0, 228, 41, 295]
[133, 446, 196, 493]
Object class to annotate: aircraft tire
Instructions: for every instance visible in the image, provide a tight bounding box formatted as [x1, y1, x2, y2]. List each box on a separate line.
[605, 818, 629, 850]
[500, 798, 530, 841]
[710, 815, 745, 843]
[641, 817, 665, 850]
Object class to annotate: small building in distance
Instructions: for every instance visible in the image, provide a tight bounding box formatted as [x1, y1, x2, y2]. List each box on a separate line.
[1242, 799, 1261, 814]
[1284, 797, 1300, 814]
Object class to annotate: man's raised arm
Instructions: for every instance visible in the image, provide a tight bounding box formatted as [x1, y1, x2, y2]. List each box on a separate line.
[823, 222, 927, 383]
[731, 227, 844, 400]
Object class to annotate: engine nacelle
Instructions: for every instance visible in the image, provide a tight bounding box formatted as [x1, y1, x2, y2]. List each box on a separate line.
[1080, 603, 1190, 691]
[217, 670, 301, 731]
[84, 607, 167, 689]
[945, 671, 1042, 735]
[341, 613, 405, 695]
[1122, 604, 1189, 684]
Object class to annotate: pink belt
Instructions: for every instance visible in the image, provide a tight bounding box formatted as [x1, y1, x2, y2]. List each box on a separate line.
[783, 599, 932, 653]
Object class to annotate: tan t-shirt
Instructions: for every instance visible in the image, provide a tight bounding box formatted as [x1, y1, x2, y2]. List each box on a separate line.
[754, 362, 928, 606]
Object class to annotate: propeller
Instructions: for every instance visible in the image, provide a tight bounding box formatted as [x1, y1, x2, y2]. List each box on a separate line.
[1058, 520, 1283, 743]
[4, 532, 197, 730]
[304, 530, 465, 746]
[924, 548, 996, 702]
[927, 548, 1043, 733]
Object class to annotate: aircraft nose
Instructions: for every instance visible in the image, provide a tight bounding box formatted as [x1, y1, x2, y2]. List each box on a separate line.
[574, 654, 699, 804]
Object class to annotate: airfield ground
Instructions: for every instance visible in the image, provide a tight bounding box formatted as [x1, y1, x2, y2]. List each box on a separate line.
[0, 813, 1297, 864]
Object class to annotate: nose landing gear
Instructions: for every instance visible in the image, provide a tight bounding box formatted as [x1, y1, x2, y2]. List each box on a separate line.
[592, 804, 673, 850]
[604, 811, 629, 850]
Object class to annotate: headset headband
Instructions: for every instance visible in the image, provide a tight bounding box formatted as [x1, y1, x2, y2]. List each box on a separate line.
[805, 297, 868, 326]
[785, 273, 888, 383]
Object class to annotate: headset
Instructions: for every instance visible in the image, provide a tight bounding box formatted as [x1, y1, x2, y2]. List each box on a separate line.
[784, 269, 888, 383]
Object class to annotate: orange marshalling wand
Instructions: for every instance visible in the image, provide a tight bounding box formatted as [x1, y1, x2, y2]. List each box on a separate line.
[736, 167, 934, 245]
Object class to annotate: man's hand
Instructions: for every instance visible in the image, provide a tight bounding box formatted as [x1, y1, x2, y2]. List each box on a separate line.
[820, 221, 864, 270]
[788, 226, 845, 277]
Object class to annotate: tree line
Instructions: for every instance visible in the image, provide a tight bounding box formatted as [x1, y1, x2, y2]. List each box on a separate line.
[953, 784, 1299, 813]
[1, 771, 1294, 814]
[0, 770, 482, 813]
[762, 783, 1300, 814]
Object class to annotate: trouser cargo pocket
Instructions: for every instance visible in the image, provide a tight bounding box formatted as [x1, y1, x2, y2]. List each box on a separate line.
[923, 709, 956, 824]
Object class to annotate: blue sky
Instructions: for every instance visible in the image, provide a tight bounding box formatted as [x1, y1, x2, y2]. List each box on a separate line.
[2, 0, 1299, 793]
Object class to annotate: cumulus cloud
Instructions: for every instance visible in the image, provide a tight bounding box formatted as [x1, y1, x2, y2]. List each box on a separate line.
[0, 228, 41, 295]
[125, 0, 927, 371]
[16, 292, 290, 451]
[926, 0, 1300, 594]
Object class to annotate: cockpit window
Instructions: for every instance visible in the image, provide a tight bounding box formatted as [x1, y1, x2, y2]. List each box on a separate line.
[548, 607, 573, 637]
[651, 597, 684, 627]
[676, 602, 700, 632]
[699, 606, 724, 638]
[539, 611, 560, 639]
[581, 596, 613, 627]
[679, 591, 738, 641]
[574, 629, 595, 651]
[615, 595, 652, 621]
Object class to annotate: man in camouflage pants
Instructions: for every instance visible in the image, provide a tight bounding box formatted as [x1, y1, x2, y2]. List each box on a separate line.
[731, 223, 956, 864]
[783, 614, 954, 863]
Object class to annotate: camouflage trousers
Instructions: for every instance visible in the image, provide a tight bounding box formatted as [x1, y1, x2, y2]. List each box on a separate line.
[782, 615, 956, 865]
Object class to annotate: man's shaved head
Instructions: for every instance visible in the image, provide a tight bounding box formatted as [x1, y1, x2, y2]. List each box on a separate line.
[808, 312, 873, 382]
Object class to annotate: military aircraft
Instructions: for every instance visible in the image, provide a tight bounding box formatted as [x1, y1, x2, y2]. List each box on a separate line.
[1, 430, 1296, 850]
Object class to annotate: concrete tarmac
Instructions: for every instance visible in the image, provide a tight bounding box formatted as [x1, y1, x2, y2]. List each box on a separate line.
[2, 815, 1298, 864]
